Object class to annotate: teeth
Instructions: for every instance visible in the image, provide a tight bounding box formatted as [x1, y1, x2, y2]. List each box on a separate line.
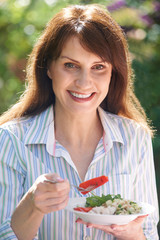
[70, 92, 92, 98]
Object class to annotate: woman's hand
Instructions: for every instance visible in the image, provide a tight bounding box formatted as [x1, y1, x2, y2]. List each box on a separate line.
[29, 173, 70, 214]
[11, 173, 70, 240]
[76, 215, 147, 240]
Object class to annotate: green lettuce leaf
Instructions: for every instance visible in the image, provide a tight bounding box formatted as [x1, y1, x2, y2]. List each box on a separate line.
[85, 194, 122, 207]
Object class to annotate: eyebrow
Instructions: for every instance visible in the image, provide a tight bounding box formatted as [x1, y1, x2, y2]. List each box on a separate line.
[60, 56, 108, 65]
[60, 56, 79, 63]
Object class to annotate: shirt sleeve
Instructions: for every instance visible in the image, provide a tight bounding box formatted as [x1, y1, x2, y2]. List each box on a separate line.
[0, 217, 38, 240]
[0, 217, 17, 239]
[132, 128, 159, 240]
[0, 128, 26, 239]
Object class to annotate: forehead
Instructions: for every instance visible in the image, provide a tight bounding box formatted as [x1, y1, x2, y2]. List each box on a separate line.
[60, 36, 103, 61]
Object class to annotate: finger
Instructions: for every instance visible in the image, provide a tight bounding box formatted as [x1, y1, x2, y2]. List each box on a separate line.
[88, 223, 113, 233]
[75, 218, 94, 228]
[112, 215, 148, 228]
[76, 218, 86, 224]
[42, 179, 70, 193]
[34, 192, 69, 213]
[31, 185, 70, 209]
[34, 188, 70, 203]
[45, 195, 69, 212]
[36, 194, 69, 208]
[110, 215, 148, 232]
[43, 173, 64, 183]
[34, 174, 70, 195]
[110, 224, 126, 232]
[134, 215, 148, 224]
[76, 218, 114, 234]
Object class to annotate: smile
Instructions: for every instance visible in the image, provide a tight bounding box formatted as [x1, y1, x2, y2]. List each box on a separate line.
[69, 91, 92, 99]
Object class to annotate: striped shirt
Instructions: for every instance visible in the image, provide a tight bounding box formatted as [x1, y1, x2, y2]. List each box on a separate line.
[0, 105, 159, 240]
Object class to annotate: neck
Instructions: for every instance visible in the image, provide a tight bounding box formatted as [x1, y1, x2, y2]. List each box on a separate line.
[54, 106, 103, 148]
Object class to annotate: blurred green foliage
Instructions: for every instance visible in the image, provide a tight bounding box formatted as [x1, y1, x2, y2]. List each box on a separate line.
[0, 0, 159, 234]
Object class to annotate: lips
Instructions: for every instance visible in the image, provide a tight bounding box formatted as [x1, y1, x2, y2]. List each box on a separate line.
[70, 91, 92, 98]
[68, 91, 95, 102]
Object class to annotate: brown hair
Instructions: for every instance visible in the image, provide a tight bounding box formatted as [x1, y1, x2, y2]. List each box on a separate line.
[0, 4, 152, 133]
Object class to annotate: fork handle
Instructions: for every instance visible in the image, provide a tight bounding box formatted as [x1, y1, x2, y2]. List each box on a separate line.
[44, 180, 86, 191]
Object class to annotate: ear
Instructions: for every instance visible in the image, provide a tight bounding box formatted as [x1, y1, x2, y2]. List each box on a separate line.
[47, 60, 55, 79]
[47, 68, 52, 79]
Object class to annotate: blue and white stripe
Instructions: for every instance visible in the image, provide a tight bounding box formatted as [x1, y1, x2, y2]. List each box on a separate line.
[0, 105, 159, 239]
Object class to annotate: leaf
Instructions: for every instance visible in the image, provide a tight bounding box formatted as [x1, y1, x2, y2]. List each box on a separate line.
[85, 194, 122, 207]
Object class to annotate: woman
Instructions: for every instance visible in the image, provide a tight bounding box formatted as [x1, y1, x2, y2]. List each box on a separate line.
[0, 4, 159, 240]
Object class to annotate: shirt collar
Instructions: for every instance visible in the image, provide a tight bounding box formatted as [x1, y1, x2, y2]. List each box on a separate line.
[24, 105, 54, 146]
[24, 105, 124, 155]
[98, 107, 124, 152]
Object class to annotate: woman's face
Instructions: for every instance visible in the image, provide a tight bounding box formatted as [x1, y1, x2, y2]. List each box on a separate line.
[47, 36, 112, 116]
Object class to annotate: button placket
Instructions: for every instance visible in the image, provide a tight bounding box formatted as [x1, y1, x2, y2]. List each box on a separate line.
[83, 236, 91, 240]
[83, 224, 91, 240]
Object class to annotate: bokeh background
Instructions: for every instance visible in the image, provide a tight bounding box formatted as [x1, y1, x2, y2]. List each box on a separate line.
[0, 0, 159, 235]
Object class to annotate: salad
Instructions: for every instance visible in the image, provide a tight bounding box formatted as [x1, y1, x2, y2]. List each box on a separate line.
[74, 194, 142, 215]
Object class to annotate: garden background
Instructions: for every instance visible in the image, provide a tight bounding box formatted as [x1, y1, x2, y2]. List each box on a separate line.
[0, 0, 159, 235]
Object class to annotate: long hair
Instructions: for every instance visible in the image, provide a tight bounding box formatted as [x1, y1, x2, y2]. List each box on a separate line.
[0, 4, 152, 134]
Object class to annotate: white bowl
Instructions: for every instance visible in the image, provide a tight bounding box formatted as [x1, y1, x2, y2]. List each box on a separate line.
[65, 197, 155, 225]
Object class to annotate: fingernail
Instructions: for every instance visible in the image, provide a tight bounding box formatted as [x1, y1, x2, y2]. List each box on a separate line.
[111, 226, 117, 230]
[56, 177, 64, 182]
[87, 224, 92, 228]
[112, 228, 116, 230]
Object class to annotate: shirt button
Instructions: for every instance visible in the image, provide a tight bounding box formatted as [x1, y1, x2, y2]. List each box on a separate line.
[83, 236, 91, 240]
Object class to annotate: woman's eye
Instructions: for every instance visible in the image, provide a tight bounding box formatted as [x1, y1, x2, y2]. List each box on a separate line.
[64, 63, 78, 69]
[92, 64, 105, 70]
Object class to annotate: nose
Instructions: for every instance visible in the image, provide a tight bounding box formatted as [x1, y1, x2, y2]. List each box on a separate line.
[75, 69, 93, 90]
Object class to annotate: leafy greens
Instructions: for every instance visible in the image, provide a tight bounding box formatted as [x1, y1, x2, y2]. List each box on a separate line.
[85, 194, 122, 207]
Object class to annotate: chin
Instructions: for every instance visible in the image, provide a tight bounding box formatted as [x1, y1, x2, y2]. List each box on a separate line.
[67, 105, 98, 116]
